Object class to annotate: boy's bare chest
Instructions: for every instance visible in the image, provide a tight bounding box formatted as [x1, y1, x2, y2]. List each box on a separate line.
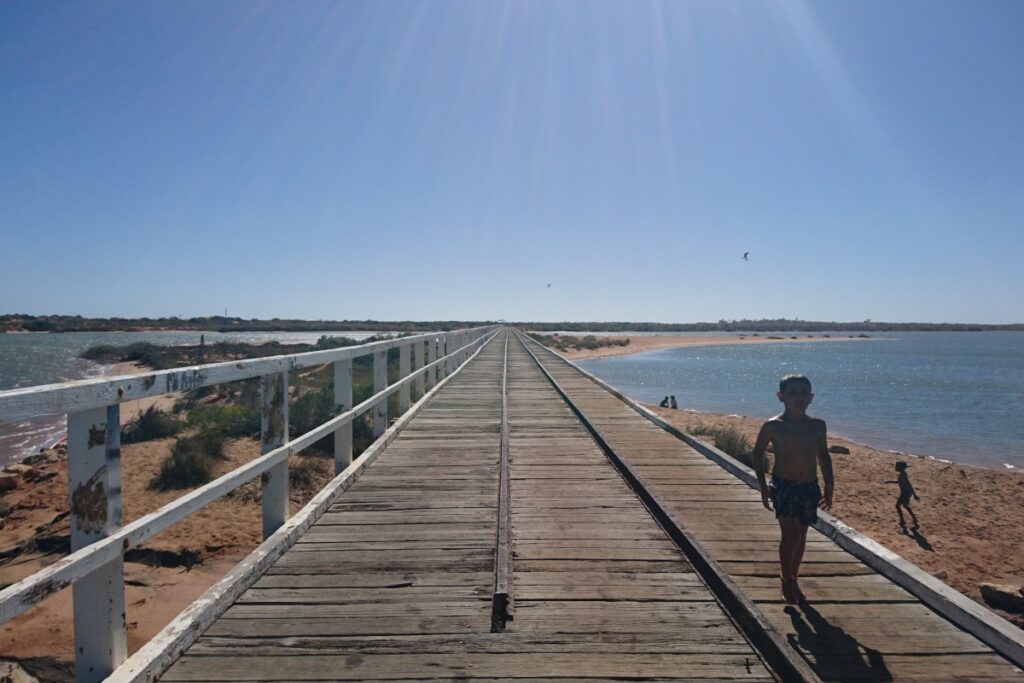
[771, 423, 820, 453]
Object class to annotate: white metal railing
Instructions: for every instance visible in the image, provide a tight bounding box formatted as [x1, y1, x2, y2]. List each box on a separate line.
[0, 325, 499, 682]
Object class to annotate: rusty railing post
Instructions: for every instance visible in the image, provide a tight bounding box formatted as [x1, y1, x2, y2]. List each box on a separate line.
[373, 350, 388, 437]
[427, 337, 438, 389]
[414, 339, 426, 400]
[398, 342, 411, 416]
[333, 358, 353, 474]
[68, 405, 126, 683]
[260, 371, 289, 539]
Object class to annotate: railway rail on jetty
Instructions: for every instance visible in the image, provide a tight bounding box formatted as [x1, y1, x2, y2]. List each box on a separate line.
[1, 327, 1023, 682]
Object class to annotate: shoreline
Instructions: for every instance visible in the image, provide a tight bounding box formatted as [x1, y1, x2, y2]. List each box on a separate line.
[557, 333, 872, 361]
[1, 361, 178, 467]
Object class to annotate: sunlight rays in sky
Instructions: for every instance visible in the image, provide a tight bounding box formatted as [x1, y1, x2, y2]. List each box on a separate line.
[776, 1, 929, 214]
[1, 1, 1021, 321]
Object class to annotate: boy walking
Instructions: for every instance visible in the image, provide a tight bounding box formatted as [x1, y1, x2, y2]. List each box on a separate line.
[752, 374, 835, 603]
[886, 461, 920, 530]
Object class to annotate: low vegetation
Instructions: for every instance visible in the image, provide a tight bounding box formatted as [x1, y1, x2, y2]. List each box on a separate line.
[149, 430, 227, 490]
[187, 403, 260, 439]
[688, 425, 753, 466]
[529, 333, 631, 353]
[122, 406, 183, 443]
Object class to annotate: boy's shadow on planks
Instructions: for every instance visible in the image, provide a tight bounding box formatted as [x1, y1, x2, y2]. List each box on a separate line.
[786, 603, 894, 682]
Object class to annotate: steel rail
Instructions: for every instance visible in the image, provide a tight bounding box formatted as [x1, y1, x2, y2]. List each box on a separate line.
[490, 330, 513, 631]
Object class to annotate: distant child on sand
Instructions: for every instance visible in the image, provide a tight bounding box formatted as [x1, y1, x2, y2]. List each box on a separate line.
[886, 461, 920, 530]
[752, 374, 835, 604]
[669, 396, 678, 409]
[659, 396, 670, 408]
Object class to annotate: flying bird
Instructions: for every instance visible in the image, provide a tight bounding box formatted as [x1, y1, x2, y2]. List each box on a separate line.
[742, 252, 749, 261]
[546, 283, 551, 288]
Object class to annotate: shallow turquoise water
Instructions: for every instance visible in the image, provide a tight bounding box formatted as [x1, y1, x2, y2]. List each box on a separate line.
[578, 332, 1024, 469]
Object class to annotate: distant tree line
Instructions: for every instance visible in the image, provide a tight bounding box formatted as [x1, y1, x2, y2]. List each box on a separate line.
[2, 314, 1021, 334]
[520, 319, 1024, 332]
[0, 314, 493, 333]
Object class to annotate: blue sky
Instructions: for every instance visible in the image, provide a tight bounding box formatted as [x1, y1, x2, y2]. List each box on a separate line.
[2, 1, 1022, 323]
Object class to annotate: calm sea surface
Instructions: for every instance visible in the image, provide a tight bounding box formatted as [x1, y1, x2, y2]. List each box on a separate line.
[0, 330, 385, 463]
[578, 332, 1024, 470]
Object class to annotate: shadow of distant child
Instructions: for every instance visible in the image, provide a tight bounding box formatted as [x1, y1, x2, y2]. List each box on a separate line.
[886, 461, 920, 531]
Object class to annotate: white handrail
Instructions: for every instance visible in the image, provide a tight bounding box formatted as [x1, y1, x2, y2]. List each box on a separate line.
[0, 326, 494, 422]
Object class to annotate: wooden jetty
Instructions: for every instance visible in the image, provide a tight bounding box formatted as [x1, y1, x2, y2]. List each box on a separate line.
[1, 328, 1022, 682]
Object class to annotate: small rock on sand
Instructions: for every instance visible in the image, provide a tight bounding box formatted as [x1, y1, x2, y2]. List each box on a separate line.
[829, 445, 851, 455]
[979, 582, 1024, 613]
[0, 474, 19, 492]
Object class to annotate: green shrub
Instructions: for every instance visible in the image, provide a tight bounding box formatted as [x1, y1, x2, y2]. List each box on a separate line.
[290, 389, 336, 453]
[689, 426, 752, 466]
[149, 429, 227, 490]
[187, 403, 259, 439]
[150, 449, 213, 490]
[290, 456, 329, 491]
[314, 335, 362, 350]
[123, 407, 182, 443]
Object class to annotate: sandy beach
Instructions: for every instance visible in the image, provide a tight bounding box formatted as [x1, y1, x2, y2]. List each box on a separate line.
[0, 428, 333, 677]
[558, 333, 867, 361]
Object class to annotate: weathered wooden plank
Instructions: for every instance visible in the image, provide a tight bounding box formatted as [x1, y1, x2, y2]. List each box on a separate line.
[186, 630, 758, 656]
[162, 653, 773, 681]
[251, 572, 493, 590]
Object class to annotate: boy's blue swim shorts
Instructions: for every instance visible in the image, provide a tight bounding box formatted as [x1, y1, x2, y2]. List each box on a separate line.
[769, 475, 821, 525]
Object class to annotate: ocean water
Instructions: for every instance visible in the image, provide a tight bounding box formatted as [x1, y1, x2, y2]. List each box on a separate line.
[578, 332, 1024, 470]
[0, 330, 385, 463]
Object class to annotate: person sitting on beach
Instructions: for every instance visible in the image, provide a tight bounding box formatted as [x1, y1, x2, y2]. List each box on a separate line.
[752, 374, 835, 604]
[659, 396, 670, 408]
[669, 395, 678, 409]
[886, 461, 920, 530]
